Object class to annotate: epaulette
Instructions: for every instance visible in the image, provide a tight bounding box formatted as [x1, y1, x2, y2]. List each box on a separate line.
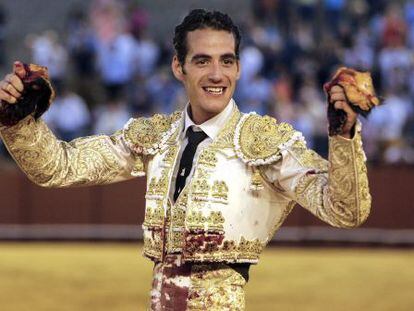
[122, 111, 182, 155]
[234, 112, 304, 166]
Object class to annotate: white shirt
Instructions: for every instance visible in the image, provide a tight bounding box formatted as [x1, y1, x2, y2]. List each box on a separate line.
[168, 99, 235, 200]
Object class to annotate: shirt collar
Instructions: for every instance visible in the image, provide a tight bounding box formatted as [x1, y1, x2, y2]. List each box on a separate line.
[183, 99, 235, 140]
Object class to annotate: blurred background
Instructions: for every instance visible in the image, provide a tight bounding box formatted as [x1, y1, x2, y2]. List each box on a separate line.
[0, 0, 413, 310]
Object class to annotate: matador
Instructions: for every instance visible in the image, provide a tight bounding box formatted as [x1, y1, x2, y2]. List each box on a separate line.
[0, 9, 372, 311]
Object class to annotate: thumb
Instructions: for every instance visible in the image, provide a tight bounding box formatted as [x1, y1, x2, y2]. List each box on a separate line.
[13, 61, 26, 79]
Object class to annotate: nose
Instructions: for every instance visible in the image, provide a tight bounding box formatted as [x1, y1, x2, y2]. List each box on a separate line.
[208, 62, 223, 83]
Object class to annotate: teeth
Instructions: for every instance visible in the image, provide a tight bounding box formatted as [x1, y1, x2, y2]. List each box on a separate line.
[205, 87, 224, 94]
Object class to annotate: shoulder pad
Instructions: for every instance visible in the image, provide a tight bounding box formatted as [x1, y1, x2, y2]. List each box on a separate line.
[123, 111, 182, 155]
[234, 112, 304, 166]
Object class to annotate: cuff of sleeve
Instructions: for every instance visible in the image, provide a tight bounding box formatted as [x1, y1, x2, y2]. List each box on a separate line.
[330, 119, 362, 142]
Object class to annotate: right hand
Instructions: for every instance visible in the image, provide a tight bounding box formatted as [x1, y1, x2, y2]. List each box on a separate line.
[0, 61, 27, 104]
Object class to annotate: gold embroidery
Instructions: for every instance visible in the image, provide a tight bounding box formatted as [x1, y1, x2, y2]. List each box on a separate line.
[210, 107, 241, 150]
[165, 230, 184, 253]
[211, 181, 229, 201]
[123, 111, 181, 154]
[162, 145, 179, 165]
[235, 114, 299, 165]
[171, 207, 186, 228]
[184, 234, 264, 263]
[195, 167, 212, 179]
[143, 230, 163, 260]
[143, 201, 164, 229]
[190, 173, 229, 204]
[146, 169, 169, 198]
[294, 126, 371, 228]
[131, 157, 145, 176]
[188, 264, 246, 311]
[198, 149, 218, 167]
[290, 139, 328, 171]
[0, 117, 131, 187]
[192, 179, 210, 200]
[186, 211, 225, 232]
[175, 186, 189, 208]
[250, 168, 264, 191]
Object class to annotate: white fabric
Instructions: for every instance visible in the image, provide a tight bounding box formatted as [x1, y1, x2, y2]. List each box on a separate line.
[168, 99, 235, 201]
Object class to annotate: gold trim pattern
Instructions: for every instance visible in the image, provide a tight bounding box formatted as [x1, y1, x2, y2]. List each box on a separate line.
[186, 211, 225, 233]
[122, 111, 181, 155]
[191, 178, 229, 204]
[209, 107, 241, 150]
[162, 145, 179, 166]
[146, 169, 169, 199]
[188, 264, 246, 310]
[165, 230, 185, 253]
[198, 149, 218, 167]
[143, 200, 164, 229]
[211, 181, 229, 201]
[294, 125, 371, 228]
[184, 235, 264, 263]
[234, 113, 303, 166]
[0, 117, 130, 187]
[290, 139, 328, 171]
[143, 229, 163, 260]
[191, 179, 210, 198]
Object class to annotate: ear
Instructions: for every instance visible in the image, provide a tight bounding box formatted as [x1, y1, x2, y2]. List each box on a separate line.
[236, 59, 241, 80]
[171, 55, 184, 81]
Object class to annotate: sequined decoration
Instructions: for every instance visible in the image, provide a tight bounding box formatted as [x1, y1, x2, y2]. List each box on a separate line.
[0, 117, 132, 187]
[235, 113, 299, 165]
[294, 125, 371, 228]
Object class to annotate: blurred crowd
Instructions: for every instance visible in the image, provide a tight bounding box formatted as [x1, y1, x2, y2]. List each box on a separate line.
[1, 0, 414, 165]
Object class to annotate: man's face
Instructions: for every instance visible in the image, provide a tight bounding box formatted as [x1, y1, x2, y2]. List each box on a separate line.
[172, 28, 240, 124]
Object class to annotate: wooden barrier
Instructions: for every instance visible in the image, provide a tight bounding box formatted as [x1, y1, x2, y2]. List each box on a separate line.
[0, 164, 413, 229]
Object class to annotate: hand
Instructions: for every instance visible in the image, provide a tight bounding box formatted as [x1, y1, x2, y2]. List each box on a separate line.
[0, 61, 27, 104]
[329, 85, 357, 139]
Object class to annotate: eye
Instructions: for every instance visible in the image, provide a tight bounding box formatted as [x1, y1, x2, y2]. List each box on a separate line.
[223, 58, 235, 66]
[196, 59, 209, 66]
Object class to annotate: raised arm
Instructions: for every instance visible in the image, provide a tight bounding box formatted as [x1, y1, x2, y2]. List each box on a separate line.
[262, 85, 371, 228]
[0, 62, 145, 187]
[262, 125, 371, 228]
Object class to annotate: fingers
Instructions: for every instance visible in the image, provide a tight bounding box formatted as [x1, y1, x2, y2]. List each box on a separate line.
[0, 88, 17, 104]
[0, 61, 26, 104]
[334, 99, 355, 116]
[0, 74, 24, 104]
[6, 73, 24, 92]
[329, 85, 346, 103]
[13, 61, 26, 79]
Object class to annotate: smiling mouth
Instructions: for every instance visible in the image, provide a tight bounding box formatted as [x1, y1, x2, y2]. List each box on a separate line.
[203, 87, 226, 95]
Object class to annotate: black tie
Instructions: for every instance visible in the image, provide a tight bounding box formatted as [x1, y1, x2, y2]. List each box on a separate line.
[173, 127, 207, 202]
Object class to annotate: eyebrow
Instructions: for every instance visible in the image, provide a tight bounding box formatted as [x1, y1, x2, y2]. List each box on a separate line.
[190, 53, 237, 62]
[220, 53, 237, 60]
[191, 54, 211, 62]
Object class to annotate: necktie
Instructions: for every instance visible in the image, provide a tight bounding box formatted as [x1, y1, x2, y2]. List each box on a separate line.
[173, 127, 207, 202]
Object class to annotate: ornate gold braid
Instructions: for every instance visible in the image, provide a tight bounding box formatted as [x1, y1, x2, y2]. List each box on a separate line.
[0, 117, 134, 187]
[123, 111, 182, 155]
[234, 113, 301, 166]
[293, 129, 371, 227]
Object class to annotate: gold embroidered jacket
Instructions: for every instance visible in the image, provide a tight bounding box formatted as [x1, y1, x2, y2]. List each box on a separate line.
[0, 105, 371, 264]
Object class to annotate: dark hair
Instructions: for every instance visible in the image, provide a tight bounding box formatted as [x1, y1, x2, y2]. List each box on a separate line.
[173, 9, 241, 66]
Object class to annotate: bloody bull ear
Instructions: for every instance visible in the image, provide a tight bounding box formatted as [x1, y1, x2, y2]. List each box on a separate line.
[0, 63, 55, 127]
[323, 67, 380, 136]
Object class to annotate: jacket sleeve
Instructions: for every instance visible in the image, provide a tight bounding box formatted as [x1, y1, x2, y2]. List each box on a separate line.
[261, 122, 371, 228]
[0, 116, 145, 187]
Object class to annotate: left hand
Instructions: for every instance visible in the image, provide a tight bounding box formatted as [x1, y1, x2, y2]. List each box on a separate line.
[329, 85, 357, 139]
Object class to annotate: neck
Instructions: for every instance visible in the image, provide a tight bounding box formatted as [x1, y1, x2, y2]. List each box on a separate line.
[188, 106, 217, 125]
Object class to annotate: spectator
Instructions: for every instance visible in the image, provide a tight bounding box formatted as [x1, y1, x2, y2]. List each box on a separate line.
[93, 97, 130, 135]
[43, 83, 91, 141]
